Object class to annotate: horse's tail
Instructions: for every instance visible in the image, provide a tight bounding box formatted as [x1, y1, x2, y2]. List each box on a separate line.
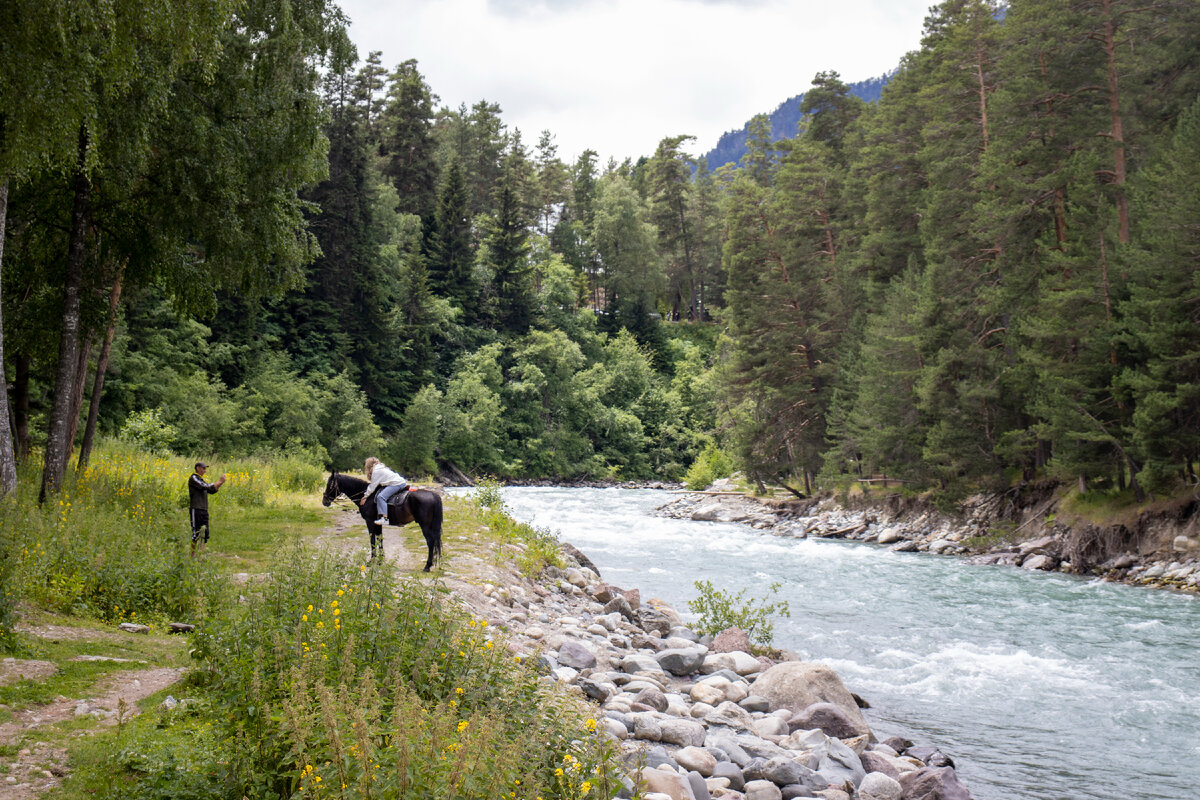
[430, 494, 443, 559]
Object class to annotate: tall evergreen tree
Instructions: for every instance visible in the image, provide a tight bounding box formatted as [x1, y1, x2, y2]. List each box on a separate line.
[379, 59, 439, 222]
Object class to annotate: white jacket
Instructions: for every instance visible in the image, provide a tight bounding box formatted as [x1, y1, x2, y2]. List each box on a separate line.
[365, 463, 407, 496]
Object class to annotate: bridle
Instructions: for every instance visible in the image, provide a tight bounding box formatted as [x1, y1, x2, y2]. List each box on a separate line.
[324, 472, 365, 509]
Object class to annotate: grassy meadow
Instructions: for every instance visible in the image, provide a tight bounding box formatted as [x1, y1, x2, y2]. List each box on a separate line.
[0, 442, 624, 800]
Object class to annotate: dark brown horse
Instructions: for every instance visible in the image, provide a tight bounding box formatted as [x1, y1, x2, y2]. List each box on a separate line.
[322, 472, 443, 571]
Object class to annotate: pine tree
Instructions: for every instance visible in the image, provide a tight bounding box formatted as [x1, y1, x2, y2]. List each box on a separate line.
[379, 59, 439, 222]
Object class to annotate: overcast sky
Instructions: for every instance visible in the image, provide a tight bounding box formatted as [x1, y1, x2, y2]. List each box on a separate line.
[335, 0, 933, 164]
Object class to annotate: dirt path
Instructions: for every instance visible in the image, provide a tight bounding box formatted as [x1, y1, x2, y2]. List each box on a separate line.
[0, 651, 183, 800]
[317, 502, 423, 573]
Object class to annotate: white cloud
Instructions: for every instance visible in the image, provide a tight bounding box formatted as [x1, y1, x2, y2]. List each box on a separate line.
[337, 0, 930, 163]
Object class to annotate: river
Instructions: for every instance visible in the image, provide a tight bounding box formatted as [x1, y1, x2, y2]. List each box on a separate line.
[473, 486, 1199, 800]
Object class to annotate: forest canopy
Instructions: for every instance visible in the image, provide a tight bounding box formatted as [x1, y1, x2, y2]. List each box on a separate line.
[2, 0, 1199, 501]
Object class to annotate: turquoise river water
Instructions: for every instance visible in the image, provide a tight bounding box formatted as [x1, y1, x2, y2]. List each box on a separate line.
[478, 486, 1200, 800]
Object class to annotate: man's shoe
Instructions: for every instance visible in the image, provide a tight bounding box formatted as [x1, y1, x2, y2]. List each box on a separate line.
[374, 516, 388, 525]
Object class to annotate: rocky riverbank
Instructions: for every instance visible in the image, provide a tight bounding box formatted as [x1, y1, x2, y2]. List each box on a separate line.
[445, 542, 973, 800]
[655, 488, 1200, 594]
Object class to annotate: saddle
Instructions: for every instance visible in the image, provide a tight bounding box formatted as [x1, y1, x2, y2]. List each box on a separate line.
[382, 486, 411, 524]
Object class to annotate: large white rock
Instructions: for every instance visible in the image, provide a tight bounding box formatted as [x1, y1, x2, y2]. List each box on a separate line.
[858, 772, 903, 800]
[675, 746, 718, 776]
[750, 661, 869, 734]
[641, 767, 697, 800]
[743, 779, 783, 800]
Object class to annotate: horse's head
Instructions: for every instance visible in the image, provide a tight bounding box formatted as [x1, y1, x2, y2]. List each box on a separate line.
[322, 471, 339, 507]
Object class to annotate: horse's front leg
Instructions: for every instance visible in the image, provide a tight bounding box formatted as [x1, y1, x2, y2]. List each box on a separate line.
[369, 522, 384, 560]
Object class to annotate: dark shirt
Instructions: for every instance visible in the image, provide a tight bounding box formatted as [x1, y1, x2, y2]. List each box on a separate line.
[188, 473, 220, 510]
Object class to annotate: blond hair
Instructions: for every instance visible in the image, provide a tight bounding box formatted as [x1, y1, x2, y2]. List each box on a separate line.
[364, 456, 379, 478]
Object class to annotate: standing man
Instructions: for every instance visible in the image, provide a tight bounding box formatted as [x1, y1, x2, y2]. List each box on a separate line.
[188, 461, 226, 556]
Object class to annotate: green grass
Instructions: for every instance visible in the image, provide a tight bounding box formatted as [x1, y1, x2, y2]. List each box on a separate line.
[2, 443, 626, 800]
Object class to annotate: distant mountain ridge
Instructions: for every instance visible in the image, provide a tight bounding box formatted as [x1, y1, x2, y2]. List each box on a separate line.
[700, 72, 892, 170]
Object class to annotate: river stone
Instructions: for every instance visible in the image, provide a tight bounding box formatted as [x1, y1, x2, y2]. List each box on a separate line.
[876, 528, 903, 545]
[557, 640, 598, 670]
[660, 718, 708, 747]
[752, 715, 790, 738]
[740, 694, 771, 713]
[641, 766, 695, 800]
[705, 700, 754, 730]
[687, 770, 712, 800]
[690, 701, 716, 718]
[905, 746, 954, 769]
[551, 666, 579, 683]
[744, 756, 807, 787]
[1021, 554, 1058, 571]
[669, 625, 702, 642]
[860, 752, 901, 781]
[789, 702, 869, 739]
[712, 627, 754, 653]
[633, 713, 664, 742]
[810, 736, 866, 787]
[579, 677, 616, 702]
[601, 717, 628, 740]
[708, 735, 752, 767]
[605, 595, 636, 620]
[690, 682, 726, 706]
[898, 766, 971, 800]
[692, 503, 744, 523]
[658, 648, 707, 676]
[712, 760, 745, 790]
[639, 605, 679, 636]
[744, 779, 784, 800]
[1173, 535, 1199, 552]
[857, 772, 902, 800]
[623, 653, 667, 676]
[676, 746, 718, 776]
[635, 687, 669, 712]
[751, 662, 869, 732]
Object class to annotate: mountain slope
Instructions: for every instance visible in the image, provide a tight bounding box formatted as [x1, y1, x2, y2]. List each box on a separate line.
[701, 72, 891, 170]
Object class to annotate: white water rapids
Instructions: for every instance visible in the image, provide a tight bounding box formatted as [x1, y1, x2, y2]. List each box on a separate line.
[464, 486, 1200, 800]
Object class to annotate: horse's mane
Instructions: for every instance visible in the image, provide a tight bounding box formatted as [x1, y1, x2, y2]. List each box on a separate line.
[335, 472, 369, 491]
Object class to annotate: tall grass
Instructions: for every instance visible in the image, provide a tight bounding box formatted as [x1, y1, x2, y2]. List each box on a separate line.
[3, 443, 629, 799]
[178, 543, 622, 799]
[0, 441, 325, 635]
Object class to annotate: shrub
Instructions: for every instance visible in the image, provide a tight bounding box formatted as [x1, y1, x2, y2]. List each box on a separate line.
[684, 442, 734, 490]
[687, 579, 790, 648]
[119, 408, 178, 456]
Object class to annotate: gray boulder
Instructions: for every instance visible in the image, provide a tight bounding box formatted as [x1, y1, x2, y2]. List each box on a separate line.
[789, 702, 869, 739]
[660, 718, 708, 747]
[634, 687, 669, 712]
[622, 653, 667, 676]
[860, 752, 901, 781]
[744, 756, 807, 787]
[657, 648, 707, 676]
[740, 694, 771, 713]
[898, 767, 972, 800]
[712, 761, 745, 791]
[688, 770, 712, 800]
[751, 662, 869, 733]
[557, 640, 597, 670]
[705, 700, 754, 730]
